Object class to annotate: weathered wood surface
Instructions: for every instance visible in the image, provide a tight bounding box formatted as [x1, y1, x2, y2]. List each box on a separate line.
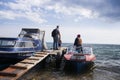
[0, 52, 49, 80]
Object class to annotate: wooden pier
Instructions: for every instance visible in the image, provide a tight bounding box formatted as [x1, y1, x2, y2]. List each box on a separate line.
[0, 47, 67, 80]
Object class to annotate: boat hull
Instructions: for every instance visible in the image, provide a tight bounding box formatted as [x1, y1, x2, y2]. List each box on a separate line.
[0, 52, 34, 63]
[64, 60, 94, 73]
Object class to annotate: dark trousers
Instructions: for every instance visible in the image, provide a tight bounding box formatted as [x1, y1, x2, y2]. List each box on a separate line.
[53, 36, 59, 50]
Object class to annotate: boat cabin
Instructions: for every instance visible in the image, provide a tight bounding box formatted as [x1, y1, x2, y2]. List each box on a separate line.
[0, 28, 47, 60]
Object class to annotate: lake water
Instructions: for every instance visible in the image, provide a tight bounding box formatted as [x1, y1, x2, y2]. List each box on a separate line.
[1, 43, 120, 80]
[18, 43, 120, 80]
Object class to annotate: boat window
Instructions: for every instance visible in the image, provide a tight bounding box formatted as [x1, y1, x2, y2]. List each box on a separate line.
[24, 42, 34, 47]
[15, 42, 25, 47]
[23, 34, 32, 38]
[0, 40, 15, 47]
[31, 34, 39, 39]
[15, 41, 34, 48]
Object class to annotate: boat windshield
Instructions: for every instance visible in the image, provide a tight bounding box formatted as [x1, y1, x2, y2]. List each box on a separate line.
[19, 33, 39, 39]
[83, 47, 93, 54]
[18, 29, 40, 39]
[68, 46, 93, 54]
[0, 40, 16, 47]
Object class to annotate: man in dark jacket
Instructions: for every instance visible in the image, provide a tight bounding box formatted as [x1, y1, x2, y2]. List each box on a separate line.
[52, 25, 61, 50]
[74, 34, 83, 53]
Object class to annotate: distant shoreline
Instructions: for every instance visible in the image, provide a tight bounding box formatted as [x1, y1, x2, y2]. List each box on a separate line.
[46, 42, 120, 46]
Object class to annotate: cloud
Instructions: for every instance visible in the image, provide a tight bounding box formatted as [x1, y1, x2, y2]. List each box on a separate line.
[0, 0, 48, 23]
[0, 0, 120, 23]
[45, 2, 99, 19]
[0, 10, 17, 19]
[46, 0, 120, 22]
[63, 0, 120, 22]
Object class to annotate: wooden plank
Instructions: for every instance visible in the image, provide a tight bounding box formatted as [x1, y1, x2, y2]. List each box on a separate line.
[27, 57, 40, 60]
[0, 71, 17, 77]
[15, 63, 34, 69]
[2, 67, 15, 72]
[22, 59, 38, 63]
[10, 65, 27, 70]
[34, 54, 44, 57]
[22, 59, 37, 62]
[19, 62, 35, 64]
[15, 63, 29, 67]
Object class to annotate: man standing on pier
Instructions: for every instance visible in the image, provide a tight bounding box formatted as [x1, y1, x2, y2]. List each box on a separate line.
[51, 25, 61, 50]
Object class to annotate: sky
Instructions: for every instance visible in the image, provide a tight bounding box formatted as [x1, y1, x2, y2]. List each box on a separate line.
[0, 0, 120, 44]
